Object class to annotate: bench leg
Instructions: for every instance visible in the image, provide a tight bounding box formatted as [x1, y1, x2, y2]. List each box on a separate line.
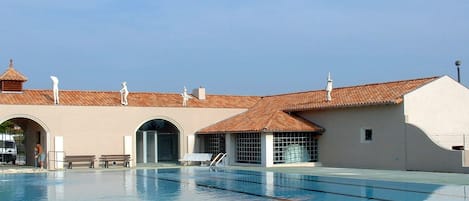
[68, 162, 72, 169]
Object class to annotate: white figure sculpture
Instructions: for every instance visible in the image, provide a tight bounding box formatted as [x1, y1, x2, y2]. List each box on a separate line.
[50, 76, 59, 105]
[181, 86, 192, 107]
[326, 72, 333, 102]
[120, 81, 129, 105]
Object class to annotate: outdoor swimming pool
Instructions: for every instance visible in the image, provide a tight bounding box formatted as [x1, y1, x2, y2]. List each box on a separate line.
[0, 167, 468, 201]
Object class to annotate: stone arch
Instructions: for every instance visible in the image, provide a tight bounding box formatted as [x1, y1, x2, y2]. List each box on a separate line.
[135, 116, 183, 165]
[0, 114, 50, 167]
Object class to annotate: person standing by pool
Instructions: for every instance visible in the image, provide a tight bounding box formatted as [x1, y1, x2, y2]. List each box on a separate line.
[35, 144, 45, 170]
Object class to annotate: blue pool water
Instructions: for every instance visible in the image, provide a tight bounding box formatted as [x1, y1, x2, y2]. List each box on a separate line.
[0, 168, 468, 201]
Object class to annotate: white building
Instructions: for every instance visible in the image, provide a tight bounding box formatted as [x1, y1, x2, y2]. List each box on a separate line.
[1, 61, 469, 173]
[197, 76, 469, 173]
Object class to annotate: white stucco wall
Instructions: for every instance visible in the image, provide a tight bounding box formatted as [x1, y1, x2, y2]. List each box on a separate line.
[0, 104, 247, 168]
[404, 76, 469, 150]
[405, 123, 469, 173]
[300, 105, 407, 170]
[299, 76, 469, 173]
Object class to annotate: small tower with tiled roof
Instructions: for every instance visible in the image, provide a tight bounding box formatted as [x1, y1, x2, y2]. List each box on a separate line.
[0, 59, 28, 92]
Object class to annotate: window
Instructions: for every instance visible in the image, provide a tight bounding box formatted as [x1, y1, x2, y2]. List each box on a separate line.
[0, 141, 15, 148]
[361, 128, 373, 143]
[202, 134, 225, 156]
[365, 129, 372, 141]
[235, 133, 261, 164]
[273, 132, 318, 164]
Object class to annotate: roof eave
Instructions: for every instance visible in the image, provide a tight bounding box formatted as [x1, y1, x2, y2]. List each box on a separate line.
[196, 128, 324, 135]
[284, 99, 402, 112]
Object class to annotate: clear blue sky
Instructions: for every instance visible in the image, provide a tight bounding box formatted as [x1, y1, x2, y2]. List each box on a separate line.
[1, 1, 468, 95]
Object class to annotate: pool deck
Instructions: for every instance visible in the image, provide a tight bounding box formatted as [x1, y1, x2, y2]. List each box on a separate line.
[2, 164, 469, 186]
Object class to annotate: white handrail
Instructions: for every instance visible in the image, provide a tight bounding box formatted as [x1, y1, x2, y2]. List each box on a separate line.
[214, 153, 226, 166]
[209, 153, 223, 167]
[209, 153, 226, 170]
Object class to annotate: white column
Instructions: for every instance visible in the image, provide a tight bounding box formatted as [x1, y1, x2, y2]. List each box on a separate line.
[55, 136, 64, 169]
[46, 132, 51, 169]
[154, 132, 158, 163]
[143, 131, 147, 163]
[225, 133, 234, 165]
[262, 132, 274, 167]
[124, 136, 132, 167]
[124, 136, 132, 155]
[187, 135, 195, 154]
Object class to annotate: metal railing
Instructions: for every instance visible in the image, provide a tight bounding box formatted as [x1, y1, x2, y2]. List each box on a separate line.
[209, 153, 227, 171]
[48, 150, 65, 170]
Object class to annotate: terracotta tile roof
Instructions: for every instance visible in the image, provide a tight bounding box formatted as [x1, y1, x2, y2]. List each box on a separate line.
[197, 76, 439, 134]
[196, 95, 324, 134]
[0, 76, 440, 134]
[0, 90, 260, 108]
[0, 65, 28, 81]
[284, 76, 439, 112]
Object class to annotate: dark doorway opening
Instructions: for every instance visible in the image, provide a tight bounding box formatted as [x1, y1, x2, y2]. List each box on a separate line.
[136, 119, 179, 165]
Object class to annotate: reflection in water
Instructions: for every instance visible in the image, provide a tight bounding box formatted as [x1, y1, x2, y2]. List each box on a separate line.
[124, 169, 135, 196]
[47, 171, 64, 200]
[263, 171, 274, 196]
[0, 168, 469, 201]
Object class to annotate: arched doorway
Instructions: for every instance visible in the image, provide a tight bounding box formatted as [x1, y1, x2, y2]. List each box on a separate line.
[0, 117, 47, 168]
[136, 119, 179, 165]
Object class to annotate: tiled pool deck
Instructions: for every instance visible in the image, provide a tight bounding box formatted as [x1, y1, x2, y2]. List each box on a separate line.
[2, 164, 469, 186]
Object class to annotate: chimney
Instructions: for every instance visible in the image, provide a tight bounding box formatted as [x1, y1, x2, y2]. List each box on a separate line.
[192, 87, 206, 100]
[326, 72, 333, 102]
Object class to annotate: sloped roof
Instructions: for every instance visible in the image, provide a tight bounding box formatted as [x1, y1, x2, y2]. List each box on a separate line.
[0, 62, 28, 81]
[284, 76, 438, 112]
[196, 96, 324, 134]
[0, 73, 440, 134]
[0, 90, 260, 108]
[197, 76, 439, 134]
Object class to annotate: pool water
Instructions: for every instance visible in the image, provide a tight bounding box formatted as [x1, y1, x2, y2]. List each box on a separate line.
[0, 167, 468, 201]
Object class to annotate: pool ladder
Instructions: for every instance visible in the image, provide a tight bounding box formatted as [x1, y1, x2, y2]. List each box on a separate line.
[209, 153, 227, 171]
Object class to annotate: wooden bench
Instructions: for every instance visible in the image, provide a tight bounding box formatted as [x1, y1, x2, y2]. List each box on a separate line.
[100, 154, 131, 168]
[179, 153, 212, 166]
[64, 155, 96, 169]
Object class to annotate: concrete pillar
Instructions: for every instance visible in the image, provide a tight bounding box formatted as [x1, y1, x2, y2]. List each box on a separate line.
[124, 135, 132, 167]
[55, 136, 64, 169]
[187, 135, 195, 154]
[154, 133, 158, 163]
[143, 131, 147, 163]
[262, 132, 274, 167]
[225, 133, 235, 165]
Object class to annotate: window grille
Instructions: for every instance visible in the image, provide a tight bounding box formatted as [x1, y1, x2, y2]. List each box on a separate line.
[273, 132, 318, 164]
[235, 133, 261, 164]
[202, 134, 225, 157]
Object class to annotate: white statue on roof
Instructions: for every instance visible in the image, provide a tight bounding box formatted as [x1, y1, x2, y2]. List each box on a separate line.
[120, 81, 129, 105]
[326, 72, 333, 102]
[50, 76, 59, 105]
[181, 86, 192, 107]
